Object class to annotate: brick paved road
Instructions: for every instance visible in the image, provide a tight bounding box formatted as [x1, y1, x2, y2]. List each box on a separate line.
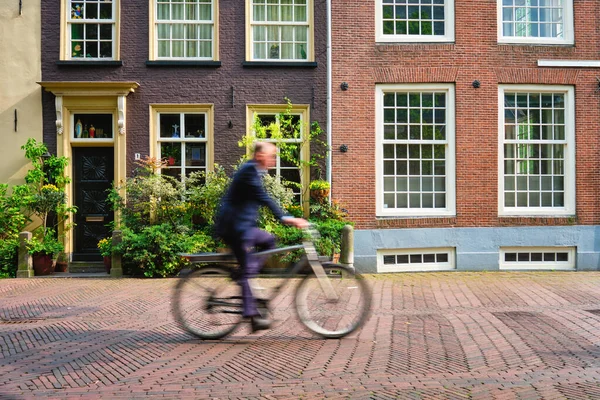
[2, 272, 600, 399]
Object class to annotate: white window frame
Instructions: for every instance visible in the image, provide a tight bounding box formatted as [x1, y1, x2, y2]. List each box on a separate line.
[377, 248, 456, 272]
[150, 105, 214, 183]
[64, 0, 118, 60]
[376, 84, 456, 217]
[499, 246, 575, 270]
[150, 0, 217, 61]
[498, 85, 575, 216]
[246, 0, 314, 62]
[497, 0, 573, 45]
[375, 0, 455, 43]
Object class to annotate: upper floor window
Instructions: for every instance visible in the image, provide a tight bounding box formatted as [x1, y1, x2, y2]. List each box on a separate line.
[247, 0, 313, 61]
[376, 84, 456, 217]
[375, 0, 455, 43]
[152, 0, 216, 60]
[67, 0, 117, 59]
[498, 85, 575, 216]
[498, 0, 573, 45]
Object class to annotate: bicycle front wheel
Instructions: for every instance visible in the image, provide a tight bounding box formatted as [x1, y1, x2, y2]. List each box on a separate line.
[173, 267, 242, 339]
[295, 264, 371, 338]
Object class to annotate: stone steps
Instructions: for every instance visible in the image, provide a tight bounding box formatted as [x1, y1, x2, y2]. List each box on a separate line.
[68, 262, 107, 274]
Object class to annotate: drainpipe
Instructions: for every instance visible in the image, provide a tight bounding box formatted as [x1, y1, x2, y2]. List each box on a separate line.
[326, 0, 332, 199]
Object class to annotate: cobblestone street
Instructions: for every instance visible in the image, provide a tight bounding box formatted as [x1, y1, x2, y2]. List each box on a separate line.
[2, 272, 600, 399]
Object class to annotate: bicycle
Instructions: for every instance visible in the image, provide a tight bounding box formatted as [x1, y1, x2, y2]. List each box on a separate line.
[172, 227, 371, 339]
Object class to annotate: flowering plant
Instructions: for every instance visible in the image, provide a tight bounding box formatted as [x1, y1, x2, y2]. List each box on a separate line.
[97, 237, 112, 257]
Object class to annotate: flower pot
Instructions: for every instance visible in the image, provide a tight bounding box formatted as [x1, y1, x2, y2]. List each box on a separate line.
[32, 253, 54, 276]
[55, 261, 68, 273]
[310, 189, 330, 203]
[103, 256, 112, 274]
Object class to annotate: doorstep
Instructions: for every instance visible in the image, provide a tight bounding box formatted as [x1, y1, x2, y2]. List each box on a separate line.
[36, 271, 113, 278]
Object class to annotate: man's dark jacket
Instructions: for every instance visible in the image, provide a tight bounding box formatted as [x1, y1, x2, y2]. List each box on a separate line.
[215, 160, 285, 240]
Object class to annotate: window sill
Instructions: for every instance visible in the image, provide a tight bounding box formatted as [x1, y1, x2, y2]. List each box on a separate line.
[146, 60, 221, 67]
[56, 60, 123, 66]
[242, 61, 317, 68]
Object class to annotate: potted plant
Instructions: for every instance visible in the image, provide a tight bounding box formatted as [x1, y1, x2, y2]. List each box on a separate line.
[20, 139, 76, 275]
[97, 237, 112, 274]
[55, 252, 68, 273]
[309, 179, 330, 203]
[26, 230, 64, 275]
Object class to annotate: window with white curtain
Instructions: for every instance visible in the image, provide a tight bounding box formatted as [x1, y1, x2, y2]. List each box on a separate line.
[154, 0, 215, 59]
[248, 0, 312, 61]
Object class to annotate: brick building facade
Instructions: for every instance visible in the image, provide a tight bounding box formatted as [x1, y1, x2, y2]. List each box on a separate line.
[39, 0, 327, 262]
[331, 0, 600, 272]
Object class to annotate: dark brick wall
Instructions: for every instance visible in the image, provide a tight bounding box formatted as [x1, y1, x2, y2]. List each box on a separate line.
[331, 0, 600, 229]
[41, 0, 327, 174]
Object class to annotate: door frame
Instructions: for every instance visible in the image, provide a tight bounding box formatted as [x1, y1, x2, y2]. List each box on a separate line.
[39, 82, 138, 261]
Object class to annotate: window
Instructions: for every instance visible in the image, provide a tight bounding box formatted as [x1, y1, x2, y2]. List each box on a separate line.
[247, 105, 310, 204]
[499, 247, 575, 270]
[72, 113, 114, 140]
[498, 85, 575, 216]
[498, 0, 573, 45]
[151, 105, 214, 182]
[247, 0, 313, 61]
[376, 84, 455, 217]
[152, 0, 216, 60]
[375, 0, 455, 43]
[378, 248, 455, 272]
[66, 0, 117, 60]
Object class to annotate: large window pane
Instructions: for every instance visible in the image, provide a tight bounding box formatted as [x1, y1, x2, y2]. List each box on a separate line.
[381, 90, 448, 210]
[502, 90, 569, 210]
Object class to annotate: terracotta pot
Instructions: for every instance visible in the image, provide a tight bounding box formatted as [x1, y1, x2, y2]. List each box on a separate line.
[55, 261, 68, 273]
[310, 189, 330, 203]
[103, 256, 112, 274]
[32, 253, 54, 276]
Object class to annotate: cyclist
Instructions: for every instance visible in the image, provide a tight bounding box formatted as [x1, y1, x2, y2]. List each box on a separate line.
[215, 142, 308, 332]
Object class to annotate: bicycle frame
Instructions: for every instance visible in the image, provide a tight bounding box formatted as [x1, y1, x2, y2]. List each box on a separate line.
[180, 237, 340, 305]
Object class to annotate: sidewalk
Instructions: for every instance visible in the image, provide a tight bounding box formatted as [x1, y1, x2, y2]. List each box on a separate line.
[1, 272, 600, 399]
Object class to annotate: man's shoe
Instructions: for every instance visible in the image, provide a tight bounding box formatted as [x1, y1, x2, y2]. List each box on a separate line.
[250, 315, 272, 332]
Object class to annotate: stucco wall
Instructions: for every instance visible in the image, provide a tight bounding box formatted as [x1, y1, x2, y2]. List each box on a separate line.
[0, 0, 42, 186]
[355, 226, 600, 273]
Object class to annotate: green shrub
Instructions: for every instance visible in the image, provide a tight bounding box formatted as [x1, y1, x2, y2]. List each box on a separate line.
[0, 184, 32, 278]
[186, 165, 230, 227]
[116, 224, 195, 278]
[309, 179, 330, 190]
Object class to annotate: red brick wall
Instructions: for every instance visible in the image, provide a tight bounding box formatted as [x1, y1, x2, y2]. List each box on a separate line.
[332, 0, 600, 229]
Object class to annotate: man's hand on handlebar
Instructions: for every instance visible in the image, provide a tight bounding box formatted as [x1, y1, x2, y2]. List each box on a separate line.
[283, 217, 309, 229]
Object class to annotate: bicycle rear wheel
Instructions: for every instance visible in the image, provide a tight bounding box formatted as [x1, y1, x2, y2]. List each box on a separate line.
[295, 264, 371, 338]
[173, 267, 242, 339]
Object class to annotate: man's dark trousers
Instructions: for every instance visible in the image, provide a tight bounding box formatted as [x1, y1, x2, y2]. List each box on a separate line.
[225, 227, 276, 317]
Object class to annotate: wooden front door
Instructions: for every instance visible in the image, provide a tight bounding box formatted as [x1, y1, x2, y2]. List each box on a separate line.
[72, 148, 114, 261]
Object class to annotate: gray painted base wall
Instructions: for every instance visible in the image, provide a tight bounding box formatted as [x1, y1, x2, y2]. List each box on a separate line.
[354, 225, 600, 273]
